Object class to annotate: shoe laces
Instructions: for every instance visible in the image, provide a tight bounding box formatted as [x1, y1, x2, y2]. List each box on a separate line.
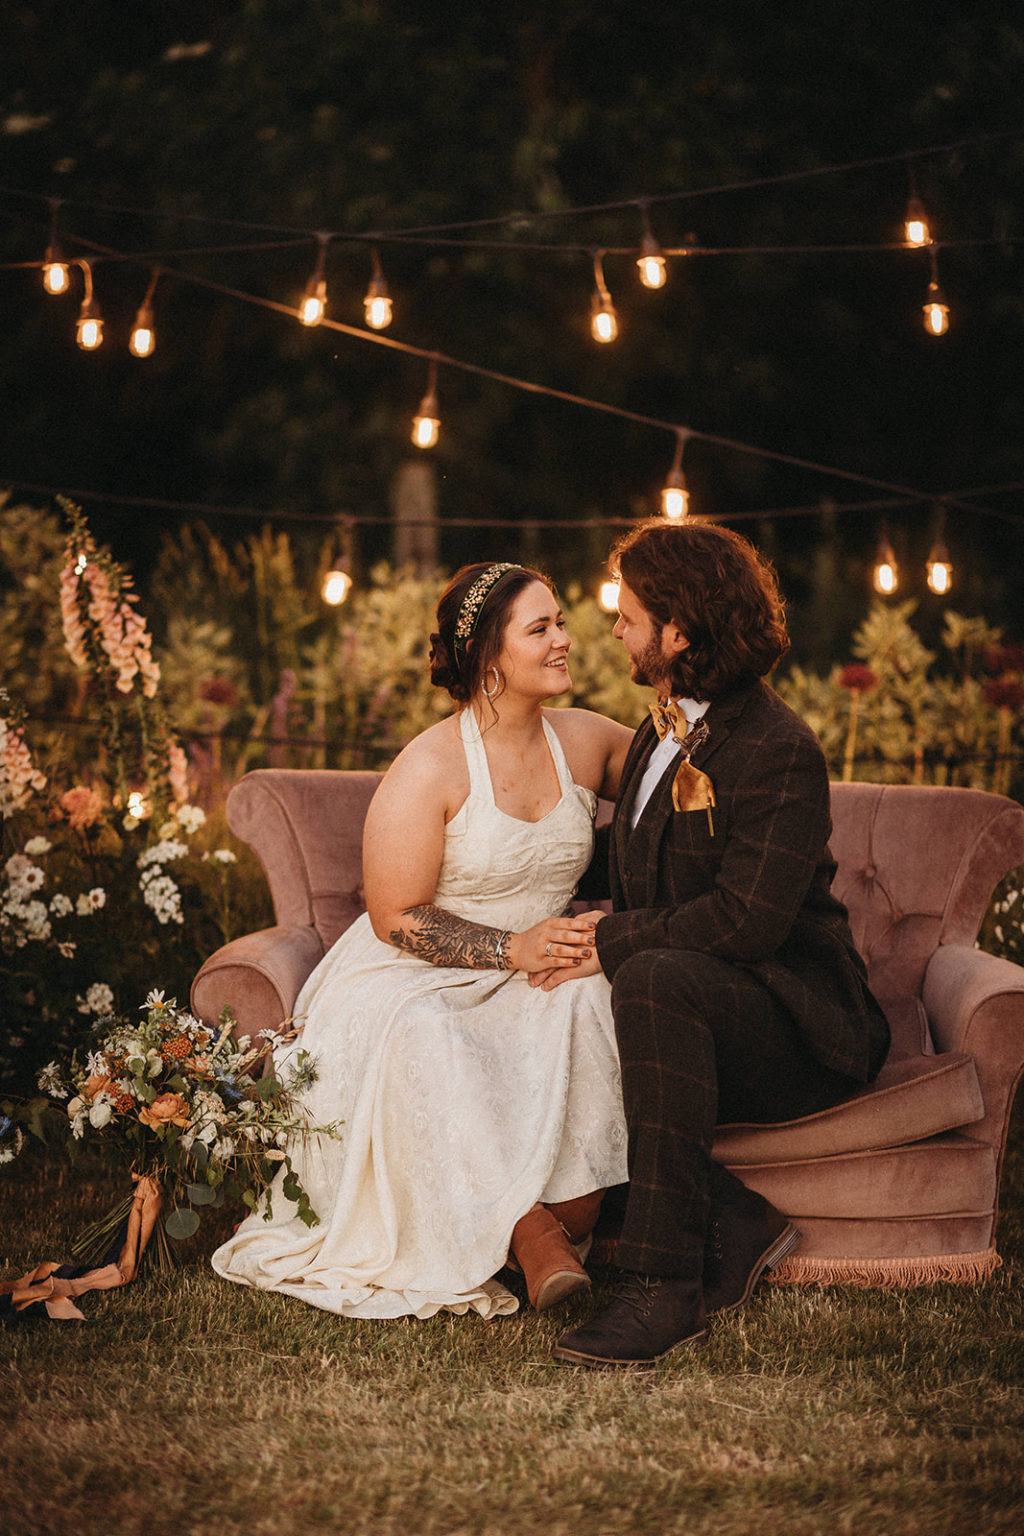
[613, 1273, 662, 1318]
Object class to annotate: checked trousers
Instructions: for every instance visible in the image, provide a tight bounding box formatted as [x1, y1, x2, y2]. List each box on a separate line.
[610, 947, 859, 1278]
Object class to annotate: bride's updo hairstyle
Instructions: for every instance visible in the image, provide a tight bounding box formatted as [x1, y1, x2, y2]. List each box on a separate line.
[429, 562, 552, 704]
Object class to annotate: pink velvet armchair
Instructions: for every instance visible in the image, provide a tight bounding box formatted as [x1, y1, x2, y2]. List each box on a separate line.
[191, 770, 1024, 1288]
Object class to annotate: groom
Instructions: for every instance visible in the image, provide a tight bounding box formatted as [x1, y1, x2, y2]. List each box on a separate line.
[546, 519, 890, 1367]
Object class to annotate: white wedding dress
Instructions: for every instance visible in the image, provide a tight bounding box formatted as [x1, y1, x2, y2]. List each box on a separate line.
[212, 709, 628, 1319]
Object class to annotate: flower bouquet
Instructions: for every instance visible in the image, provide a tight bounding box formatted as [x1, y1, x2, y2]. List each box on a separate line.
[3, 993, 339, 1320]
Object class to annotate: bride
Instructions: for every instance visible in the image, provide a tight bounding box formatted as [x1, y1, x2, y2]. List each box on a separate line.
[213, 561, 633, 1320]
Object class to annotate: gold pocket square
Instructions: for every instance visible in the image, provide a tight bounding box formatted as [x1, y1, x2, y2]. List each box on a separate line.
[672, 760, 716, 832]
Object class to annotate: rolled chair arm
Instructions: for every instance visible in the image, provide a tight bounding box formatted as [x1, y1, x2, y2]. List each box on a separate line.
[922, 943, 1024, 1153]
[189, 924, 325, 1045]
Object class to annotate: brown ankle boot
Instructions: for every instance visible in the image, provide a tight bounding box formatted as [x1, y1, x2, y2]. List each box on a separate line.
[510, 1204, 591, 1311]
[544, 1190, 605, 1261]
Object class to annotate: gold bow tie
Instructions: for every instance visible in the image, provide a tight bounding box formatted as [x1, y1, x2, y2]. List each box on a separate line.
[647, 699, 716, 830]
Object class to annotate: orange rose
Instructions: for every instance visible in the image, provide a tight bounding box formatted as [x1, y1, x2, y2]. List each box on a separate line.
[138, 1092, 190, 1129]
[84, 1072, 115, 1100]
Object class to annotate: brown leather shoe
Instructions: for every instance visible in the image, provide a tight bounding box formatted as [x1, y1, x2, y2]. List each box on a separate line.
[702, 1178, 802, 1317]
[510, 1204, 591, 1311]
[552, 1273, 707, 1368]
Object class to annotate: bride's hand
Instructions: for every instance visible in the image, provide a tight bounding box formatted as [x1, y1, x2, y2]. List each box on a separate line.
[507, 912, 602, 974]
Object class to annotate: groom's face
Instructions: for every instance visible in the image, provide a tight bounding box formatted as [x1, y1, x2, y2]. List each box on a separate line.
[612, 579, 687, 691]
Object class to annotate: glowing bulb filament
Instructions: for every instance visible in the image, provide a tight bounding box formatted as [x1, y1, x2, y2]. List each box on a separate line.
[412, 411, 440, 449]
[412, 366, 440, 449]
[43, 261, 69, 295]
[364, 253, 392, 329]
[591, 294, 618, 343]
[599, 578, 621, 613]
[77, 315, 102, 350]
[365, 293, 392, 329]
[638, 254, 666, 289]
[873, 541, 898, 595]
[923, 289, 949, 336]
[322, 567, 353, 605]
[662, 481, 689, 520]
[300, 280, 326, 327]
[904, 198, 931, 247]
[590, 252, 618, 342]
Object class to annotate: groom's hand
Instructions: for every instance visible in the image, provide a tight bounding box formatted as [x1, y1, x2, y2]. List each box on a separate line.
[528, 912, 606, 991]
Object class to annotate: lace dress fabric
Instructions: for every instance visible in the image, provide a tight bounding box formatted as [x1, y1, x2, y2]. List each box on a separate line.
[212, 709, 628, 1319]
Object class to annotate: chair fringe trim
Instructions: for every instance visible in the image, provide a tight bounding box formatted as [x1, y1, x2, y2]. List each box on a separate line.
[767, 1248, 1001, 1289]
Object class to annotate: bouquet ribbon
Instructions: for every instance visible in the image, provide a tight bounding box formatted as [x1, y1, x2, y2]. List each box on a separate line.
[0, 1173, 163, 1325]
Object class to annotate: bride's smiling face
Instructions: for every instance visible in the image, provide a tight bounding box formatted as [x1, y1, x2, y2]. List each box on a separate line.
[497, 579, 572, 699]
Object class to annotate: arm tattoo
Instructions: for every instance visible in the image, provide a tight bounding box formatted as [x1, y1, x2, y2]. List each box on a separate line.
[390, 904, 509, 970]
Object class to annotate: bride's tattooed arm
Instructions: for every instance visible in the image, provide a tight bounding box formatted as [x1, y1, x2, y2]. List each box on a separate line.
[390, 905, 511, 970]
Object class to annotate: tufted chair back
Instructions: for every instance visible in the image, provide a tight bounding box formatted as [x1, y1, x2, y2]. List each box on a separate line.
[227, 768, 383, 953]
[827, 783, 1024, 1058]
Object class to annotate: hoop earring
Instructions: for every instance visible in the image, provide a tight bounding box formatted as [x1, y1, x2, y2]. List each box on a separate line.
[482, 666, 501, 698]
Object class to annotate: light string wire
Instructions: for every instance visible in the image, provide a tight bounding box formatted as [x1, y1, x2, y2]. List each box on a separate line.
[1, 123, 1022, 243]
[3, 237, 1023, 532]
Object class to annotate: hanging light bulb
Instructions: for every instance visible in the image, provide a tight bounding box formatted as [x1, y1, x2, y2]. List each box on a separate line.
[129, 271, 159, 358]
[299, 234, 330, 326]
[873, 534, 898, 595]
[43, 246, 70, 295]
[922, 248, 949, 336]
[926, 541, 952, 595]
[590, 251, 619, 343]
[75, 261, 103, 350]
[636, 205, 667, 289]
[322, 560, 353, 606]
[42, 201, 69, 294]
[904, 197, 931, 248]
[598, 576, 621, 613]
[926, 507, 952, 594]
[923, 279, 949, 336]
[661, 430, 691, 519]
[411, 360, 440, 449]
[364, 249, 393, 330]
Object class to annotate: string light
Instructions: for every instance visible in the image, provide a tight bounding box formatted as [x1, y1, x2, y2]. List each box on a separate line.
[636, 204, 667, 289]
[42, 198, 69, 295]
[590, 251, 619, 342]
[299, 233, 330, 327]
[873, 531, 898, 594]
[321, 520, 355, 604]
[322, 559, 353, 605]
[411, 359, 441, 449]
[903, 166, 931, 247]
[922, 247, 949, 336]
[364, 249, 393, 330]
[75, 261, 104, 351]
[661, 430, 691, 519]
[129, 271, 159, 358]
[598, 576, 621, 612]
[926, 506, 952, 594]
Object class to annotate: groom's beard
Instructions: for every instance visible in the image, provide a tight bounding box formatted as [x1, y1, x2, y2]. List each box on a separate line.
[630, 636, 673, 692]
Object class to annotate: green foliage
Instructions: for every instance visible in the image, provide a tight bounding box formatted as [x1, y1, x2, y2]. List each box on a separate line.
[775, 599, 1023, 796]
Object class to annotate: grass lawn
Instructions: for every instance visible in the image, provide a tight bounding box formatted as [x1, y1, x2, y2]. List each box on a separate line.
[2, 1099, 1022, 1536]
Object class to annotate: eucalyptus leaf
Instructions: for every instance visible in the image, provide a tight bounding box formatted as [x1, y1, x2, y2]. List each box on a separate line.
[165, 1206, 201, 1240]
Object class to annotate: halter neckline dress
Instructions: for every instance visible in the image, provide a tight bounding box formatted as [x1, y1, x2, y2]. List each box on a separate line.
[212, 708, 627, 1319]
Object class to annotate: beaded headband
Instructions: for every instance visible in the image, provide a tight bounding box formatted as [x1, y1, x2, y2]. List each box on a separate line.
[452, 563, 527, 670]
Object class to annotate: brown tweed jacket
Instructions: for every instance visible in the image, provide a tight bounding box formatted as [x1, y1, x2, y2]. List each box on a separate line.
[594, 680, 889, 1083]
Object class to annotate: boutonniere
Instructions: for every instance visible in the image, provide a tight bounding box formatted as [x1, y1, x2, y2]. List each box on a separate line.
[672, 719, 715, 833]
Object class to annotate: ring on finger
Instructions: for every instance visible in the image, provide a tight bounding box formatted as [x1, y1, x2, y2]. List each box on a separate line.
[545, 943, 552, 956]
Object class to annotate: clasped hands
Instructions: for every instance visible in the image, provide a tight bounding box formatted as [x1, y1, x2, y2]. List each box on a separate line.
[505, 910, 607, 991]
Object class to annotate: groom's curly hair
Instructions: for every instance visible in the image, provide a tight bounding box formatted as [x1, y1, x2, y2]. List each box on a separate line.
[611, 519, 790, 700]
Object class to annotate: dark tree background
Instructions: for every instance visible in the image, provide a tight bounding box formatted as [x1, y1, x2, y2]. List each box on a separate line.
[2, 0, 1023, 665]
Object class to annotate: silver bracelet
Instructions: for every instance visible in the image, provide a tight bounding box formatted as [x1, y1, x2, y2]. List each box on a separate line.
[494, 929, 513, 971]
